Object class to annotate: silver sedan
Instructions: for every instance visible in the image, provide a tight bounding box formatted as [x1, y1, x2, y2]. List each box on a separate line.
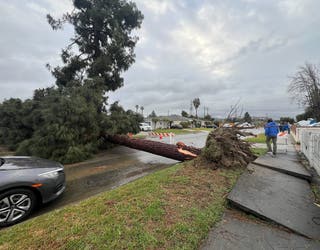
[0, 156, 66, 227]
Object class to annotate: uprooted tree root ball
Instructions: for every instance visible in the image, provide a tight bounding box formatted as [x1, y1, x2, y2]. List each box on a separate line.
[197, 128, 256, 169]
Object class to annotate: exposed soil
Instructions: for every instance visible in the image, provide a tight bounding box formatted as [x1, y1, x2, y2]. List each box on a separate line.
[198, 128, 256, 169]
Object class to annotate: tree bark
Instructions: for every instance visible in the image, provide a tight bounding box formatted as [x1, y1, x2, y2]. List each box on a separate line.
[104, 135, 201, 161]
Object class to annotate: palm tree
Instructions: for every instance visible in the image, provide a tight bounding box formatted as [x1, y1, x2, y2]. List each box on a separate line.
[193, 98, 200, 118]
[140, 106, 144, 116]
[135, 105, 139, 113]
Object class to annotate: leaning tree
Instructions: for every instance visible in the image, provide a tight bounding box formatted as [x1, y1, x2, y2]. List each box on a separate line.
[288, 63, 320, 120]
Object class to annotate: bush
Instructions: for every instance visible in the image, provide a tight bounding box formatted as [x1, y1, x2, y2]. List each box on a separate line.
[180, 121, 191, 128]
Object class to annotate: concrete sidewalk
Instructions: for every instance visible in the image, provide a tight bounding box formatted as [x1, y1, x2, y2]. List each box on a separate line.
[201, 210, 320, 250]
[201, 135, 320, 249]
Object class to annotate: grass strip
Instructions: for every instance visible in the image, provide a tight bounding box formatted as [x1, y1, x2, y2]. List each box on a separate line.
[251, 147, 268, 156]
[186, 128, 213, 132]
[245, 133, 266, 143]
[153, 129, 198, 135]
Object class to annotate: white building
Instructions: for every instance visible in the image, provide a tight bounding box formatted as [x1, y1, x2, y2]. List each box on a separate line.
[145, 115, 192, 130]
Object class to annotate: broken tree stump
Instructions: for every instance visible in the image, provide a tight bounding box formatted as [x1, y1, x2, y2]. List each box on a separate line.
[199, 128, 256, 169]
[104, 135, 201, 161]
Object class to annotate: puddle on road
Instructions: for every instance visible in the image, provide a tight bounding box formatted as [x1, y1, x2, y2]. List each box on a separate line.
[32, 146, 177, 218]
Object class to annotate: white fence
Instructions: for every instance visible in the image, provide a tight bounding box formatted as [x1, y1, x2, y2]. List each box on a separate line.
[294, 127, 320, 175]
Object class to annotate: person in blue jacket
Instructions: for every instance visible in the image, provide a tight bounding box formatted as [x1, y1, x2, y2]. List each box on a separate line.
[264, 119, 279, 156]
[282, 122, 290, 134]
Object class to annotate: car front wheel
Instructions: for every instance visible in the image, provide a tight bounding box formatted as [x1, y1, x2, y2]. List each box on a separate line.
[0, 188, 37, 227]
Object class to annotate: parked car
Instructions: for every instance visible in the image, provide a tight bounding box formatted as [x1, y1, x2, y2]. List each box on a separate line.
[0, 156, 66, 227]
[205, 124, 218, 128]
[170, 124, 183, 129]
[139, 123, 152, 131]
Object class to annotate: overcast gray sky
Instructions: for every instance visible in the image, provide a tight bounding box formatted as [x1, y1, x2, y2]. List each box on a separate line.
[1, 0, 319, 119]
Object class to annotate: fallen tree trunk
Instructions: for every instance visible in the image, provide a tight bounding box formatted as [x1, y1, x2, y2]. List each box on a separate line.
[104, 135, 201, 161]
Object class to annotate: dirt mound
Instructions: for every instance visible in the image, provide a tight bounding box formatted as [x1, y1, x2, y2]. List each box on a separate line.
[199, 128, 256, 169]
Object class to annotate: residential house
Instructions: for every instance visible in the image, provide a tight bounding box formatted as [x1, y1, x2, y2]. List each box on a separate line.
[145, 115, 192, 129]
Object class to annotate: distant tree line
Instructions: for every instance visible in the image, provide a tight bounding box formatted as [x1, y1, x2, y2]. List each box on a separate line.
[0, 0, 144, 163]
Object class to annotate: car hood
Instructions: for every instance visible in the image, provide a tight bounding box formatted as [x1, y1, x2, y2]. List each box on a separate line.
[0, 156, 62, 170]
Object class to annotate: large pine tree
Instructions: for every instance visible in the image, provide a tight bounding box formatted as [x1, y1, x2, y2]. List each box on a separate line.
[1, 0, 144, 163]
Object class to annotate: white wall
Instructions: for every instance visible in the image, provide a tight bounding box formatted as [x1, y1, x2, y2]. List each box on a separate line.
[295, 127, 320, 175]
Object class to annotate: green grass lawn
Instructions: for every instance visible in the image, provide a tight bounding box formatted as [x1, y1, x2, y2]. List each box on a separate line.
[153, 129, 197, 135]
[245, 133, 266, 143]
[153, 128, 213, 135]
[0, 162, 244, 250]
[251, 147, 268, 156]
[187, 128, 213, 132]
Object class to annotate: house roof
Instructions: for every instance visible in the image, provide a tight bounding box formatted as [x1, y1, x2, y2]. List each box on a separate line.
[146, 115, 191, 122]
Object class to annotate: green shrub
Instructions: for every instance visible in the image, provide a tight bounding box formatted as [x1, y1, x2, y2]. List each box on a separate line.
[180, 121, 191, 128]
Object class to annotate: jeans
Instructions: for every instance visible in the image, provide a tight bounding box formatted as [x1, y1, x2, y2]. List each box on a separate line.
[266, 136, 277, 155]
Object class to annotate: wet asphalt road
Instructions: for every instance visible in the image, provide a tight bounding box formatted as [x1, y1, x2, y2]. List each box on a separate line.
[33, 132, 209, 217]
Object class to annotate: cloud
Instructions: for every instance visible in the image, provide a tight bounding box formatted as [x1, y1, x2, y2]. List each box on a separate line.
[1, 0, 319, 119]
[138, 56, 158, 70]
[136, 0, 176, 17]
[0, 0, 73, 100]
[277, 0, 315, 18]
[26, 2, 48, 15]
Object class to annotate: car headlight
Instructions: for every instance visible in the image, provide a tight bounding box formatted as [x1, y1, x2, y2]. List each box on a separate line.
[38, 168, 63, 179]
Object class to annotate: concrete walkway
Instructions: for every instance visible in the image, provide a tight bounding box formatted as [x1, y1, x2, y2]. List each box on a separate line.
[201, 135, 320, 249]
[253, 153, 311, 181]
[201, 211, 320, 250]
